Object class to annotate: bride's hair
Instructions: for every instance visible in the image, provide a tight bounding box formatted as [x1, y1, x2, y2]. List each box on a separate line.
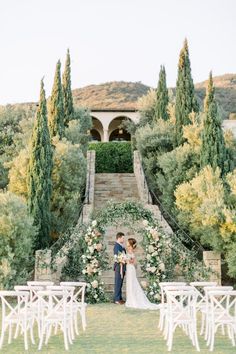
[128, 238, 137, 250]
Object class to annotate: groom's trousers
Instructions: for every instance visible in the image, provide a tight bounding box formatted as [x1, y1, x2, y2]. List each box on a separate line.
[114, 265, 125, 302]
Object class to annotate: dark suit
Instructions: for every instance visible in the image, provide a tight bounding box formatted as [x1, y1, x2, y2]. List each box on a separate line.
[114, 242, 126, 302]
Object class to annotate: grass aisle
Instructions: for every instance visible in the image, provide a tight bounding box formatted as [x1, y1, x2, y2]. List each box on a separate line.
[1, 303, 235, 353]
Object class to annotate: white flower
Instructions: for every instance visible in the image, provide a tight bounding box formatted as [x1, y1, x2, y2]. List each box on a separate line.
[96, 243, 102, 251]
[147, 254, 151, 261]
[91, 280, 98, 288]
[141, 280, 148, 289]
[82, 269, 86, 274]
[149, 266, 156, 273]
[88, 246, 94, 254]
[94, 294, 98, 299]
[154, 293, 160, 300]
[143, 220, 149, 227]
[150, 229, 159, 240]
[91, 220, 97, 227]
[148, 245, 155, 253]
[159, 262, 165, 271]
[152, 251, 158, 257]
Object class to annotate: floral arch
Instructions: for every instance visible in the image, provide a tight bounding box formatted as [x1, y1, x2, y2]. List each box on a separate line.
[62, 201, 209, 303]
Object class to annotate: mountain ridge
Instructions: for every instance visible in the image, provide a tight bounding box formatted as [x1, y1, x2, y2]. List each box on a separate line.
[1, 74, 236, 119]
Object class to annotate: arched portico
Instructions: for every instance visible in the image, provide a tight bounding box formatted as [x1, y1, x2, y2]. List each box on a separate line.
[90, 110, 140, 142]
[108, 116, 131, 141]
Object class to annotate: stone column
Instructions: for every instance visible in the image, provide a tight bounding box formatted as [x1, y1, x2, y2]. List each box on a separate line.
[203, 251, 221, 284]
[103, 129, 109, 142]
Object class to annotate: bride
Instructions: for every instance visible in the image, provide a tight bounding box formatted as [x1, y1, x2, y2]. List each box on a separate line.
[125, 238, 159, 310]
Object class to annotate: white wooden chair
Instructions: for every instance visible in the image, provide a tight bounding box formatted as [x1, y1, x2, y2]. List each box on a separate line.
[208, 290, 236, 351]
[0, 290, 34, 350]
[165, 288, 200, 352]
[37, 288, 75, 351]
[202, 286, 233, 342]
[60, 282, 87, 333]
[158, 282, 187, 331]
[27, 281, 54, 288]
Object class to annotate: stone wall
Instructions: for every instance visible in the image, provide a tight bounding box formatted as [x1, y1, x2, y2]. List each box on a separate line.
[203, 251, 221, 285]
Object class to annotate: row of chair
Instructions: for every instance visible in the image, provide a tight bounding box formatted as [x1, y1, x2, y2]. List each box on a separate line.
[158, 281, 236, 351]
[0, 281, 87, 351]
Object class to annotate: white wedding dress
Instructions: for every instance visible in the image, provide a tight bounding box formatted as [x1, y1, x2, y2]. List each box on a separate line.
[125, 253, 159, 310]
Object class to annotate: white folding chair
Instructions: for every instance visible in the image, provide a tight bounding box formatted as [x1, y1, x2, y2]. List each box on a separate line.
[190, 282, 217, 310]
[60, 282, 87, 333]
[27, 281, 54, 288]
[158, 282, 187, 331]
[0, 290, 34, 350]
[165, 288, 199, 352]
[202, 286, 233, 341]
[17, 285, 44, 337]
[37, 288, 75, 351]
[208, 290, 236, 351]
[46, 285, 76, 339]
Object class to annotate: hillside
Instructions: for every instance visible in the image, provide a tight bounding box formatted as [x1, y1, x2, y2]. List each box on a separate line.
[195, 74, 236, 119]
[72, 81, 150, 110]
[1, 74, 236, 118]
[72, 75, 236, 118]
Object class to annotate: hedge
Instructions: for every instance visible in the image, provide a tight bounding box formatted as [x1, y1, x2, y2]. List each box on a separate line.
[89, 142, 133, 173]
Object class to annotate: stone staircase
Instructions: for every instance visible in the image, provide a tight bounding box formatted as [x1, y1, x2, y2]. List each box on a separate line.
[94, 173, 145, 297]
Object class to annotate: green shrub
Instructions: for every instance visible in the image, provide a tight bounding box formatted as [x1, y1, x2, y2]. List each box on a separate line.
[89, 142, 133, 173]
[0, 191, 36, 289]
[8, 137, 87, 238]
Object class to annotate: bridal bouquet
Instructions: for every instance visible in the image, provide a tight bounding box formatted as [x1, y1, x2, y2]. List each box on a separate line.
[114, 251, 127, 278]
[114, 251, 127, 264]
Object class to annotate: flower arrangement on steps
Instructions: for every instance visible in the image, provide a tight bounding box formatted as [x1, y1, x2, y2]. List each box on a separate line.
[61, 201, 211, 304]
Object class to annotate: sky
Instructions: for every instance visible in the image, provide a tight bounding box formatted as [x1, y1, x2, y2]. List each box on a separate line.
[0, 0, 236, 105]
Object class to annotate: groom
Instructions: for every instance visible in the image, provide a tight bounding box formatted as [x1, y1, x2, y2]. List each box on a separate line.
[113, 232, 126, 304]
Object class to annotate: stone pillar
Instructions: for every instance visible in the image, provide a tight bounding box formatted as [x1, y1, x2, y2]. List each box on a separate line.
[203, 251, 221, 284]
[34, 249, 53, 281]
[103, 129, 109, 142]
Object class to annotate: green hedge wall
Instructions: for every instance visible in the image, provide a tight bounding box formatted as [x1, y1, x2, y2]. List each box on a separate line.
[89, 142, 133, 173]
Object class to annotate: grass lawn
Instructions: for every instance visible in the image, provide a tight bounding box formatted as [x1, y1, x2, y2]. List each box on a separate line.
[1, 303, 235, 353]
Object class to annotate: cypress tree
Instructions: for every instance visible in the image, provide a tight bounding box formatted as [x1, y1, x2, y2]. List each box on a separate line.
[155, 65, 169, 121]
[63, 49, 74, 127]
[48, 60, 64, 139]
[175, 39, 199, 145]
[28, 80, 53, 250]
[200, 72, 228, 175]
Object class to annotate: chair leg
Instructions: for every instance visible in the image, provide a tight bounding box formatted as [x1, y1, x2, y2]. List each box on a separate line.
[14, 323, 20, 339]
[63, 327, 69, 351]
[209, 324, 215, 352]
[193, 323, 200, 352]
[81, 308, 86, 330]
[45, 324, 52, 345]
[200, 313, 205, 336]
[0, 324, 6, 349]
[29, 319, 35, 345]
[167, 327, 174, 352]
[23, 325, 28, 351]
[74, 315, 79, 336]
[38, 324, 45, 350]
[8, 324, 12, 344]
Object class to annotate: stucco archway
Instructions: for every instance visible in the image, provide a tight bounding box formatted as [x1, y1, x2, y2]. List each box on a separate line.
[108, 116, 131, 141]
